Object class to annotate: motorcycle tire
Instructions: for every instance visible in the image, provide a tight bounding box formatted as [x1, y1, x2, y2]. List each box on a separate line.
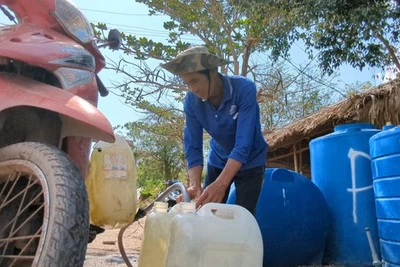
[0, 142, 89, 267]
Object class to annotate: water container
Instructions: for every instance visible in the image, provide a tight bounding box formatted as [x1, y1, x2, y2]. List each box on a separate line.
[227, 168, 331, 267]
[86, 134, 137, 228]
[138, 202, 172, 267]
[310, 123, 380, 266]
[138, 202, 197, 267]
[370, 126, 400, 266]
[165, 203, 263, 267]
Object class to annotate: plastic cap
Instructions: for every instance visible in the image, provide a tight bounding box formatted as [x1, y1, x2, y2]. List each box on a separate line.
[153, 202, 168, 213]
[179, 202, 196, 214]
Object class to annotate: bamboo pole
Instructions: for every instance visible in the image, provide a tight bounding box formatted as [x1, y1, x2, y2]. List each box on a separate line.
[299, 143, 303, 175]
[293, 144, 299, 172]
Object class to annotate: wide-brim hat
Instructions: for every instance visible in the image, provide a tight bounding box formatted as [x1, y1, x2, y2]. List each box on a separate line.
[160, 46, 232, 75]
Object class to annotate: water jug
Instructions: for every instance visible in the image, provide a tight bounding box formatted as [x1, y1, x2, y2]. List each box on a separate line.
[370, 125, 400, 266]
[138, 202, 171, 267]
[310, 123, 380, 266]
[138, 202, 196, 267]
[86, 134, 137, 228]
[165, 203, 263, 267]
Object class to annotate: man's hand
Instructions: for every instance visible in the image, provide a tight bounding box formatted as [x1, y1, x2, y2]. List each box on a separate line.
[177, 165, 203, 203]
[177, 185, 202, 203]
[195, 180, 229, 209]
[195, 159, 242, 209]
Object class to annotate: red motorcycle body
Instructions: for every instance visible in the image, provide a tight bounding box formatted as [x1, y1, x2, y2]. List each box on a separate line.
[0, 0, 114, 177]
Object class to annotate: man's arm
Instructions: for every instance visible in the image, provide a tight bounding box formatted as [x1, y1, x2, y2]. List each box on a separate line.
[184, 96, 203, 170]
[186, 165, 204, 201]
[196, 158, 242, 208]
[182, 95, 204, 201]
[229, 82, 258, 165]
[188, 165, 203, 188]
[215, 158, 242, 188]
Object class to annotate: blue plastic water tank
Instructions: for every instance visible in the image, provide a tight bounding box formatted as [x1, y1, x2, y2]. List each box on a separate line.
[227, 168, 331, 267]
[310, 123, 380, 266]
[370, 126, 400, 267]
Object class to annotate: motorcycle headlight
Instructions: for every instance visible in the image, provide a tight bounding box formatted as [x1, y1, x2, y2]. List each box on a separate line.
[54, 67, 93, 89]
[54, 0, 94, 44]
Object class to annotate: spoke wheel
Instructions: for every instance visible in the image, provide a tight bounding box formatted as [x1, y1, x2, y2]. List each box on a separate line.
[0, 142, 89, 267]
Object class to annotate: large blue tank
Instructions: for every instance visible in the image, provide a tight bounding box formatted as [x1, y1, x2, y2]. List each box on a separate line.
[310, 123, 380, 266]
[370, 126, 400, 267]
[227, 168, 331, 267]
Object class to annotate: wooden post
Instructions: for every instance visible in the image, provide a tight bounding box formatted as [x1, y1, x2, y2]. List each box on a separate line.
[293, 144, 299, 172]
[299, 143, 303, 175]
[268, 147, 309, 162]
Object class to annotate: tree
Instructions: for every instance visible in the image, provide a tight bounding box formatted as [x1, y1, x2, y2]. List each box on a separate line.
[255, 62, 338, 131]
[240, 0, 400, 76]
[125, 114, 186, 200]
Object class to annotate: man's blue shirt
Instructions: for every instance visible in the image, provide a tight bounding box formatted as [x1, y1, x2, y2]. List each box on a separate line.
[183, 74, 268, 170]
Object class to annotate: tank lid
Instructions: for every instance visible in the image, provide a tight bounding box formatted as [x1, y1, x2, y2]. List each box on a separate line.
[382, 122, 397, 131]
[370, 126, 400, 158]
[334, 123, 375, 132]
[310, 123, 379, 144]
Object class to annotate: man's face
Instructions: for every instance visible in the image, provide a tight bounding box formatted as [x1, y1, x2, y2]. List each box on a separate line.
[180, 72, 210, 100]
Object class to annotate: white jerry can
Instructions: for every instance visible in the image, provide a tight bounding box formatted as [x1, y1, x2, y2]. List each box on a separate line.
[138, 202, 196, 267]
[165, 203, 263, 267]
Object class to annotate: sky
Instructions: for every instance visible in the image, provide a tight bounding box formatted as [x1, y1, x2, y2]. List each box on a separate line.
[70, 0, 386, 129]
[0, 0, 389, 130]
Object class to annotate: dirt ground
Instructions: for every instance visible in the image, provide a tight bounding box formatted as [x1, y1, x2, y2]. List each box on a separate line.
[84, 218, 146, 267]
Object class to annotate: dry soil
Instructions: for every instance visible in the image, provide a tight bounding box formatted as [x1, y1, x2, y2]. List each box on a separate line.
[84, 218, 146, 267]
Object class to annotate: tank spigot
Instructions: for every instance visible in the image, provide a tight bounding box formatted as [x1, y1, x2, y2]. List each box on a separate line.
[365, 227, 383, 267]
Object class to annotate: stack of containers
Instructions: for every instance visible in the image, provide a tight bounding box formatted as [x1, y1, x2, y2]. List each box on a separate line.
[310, 123, 381, 266]
[370, 126, 400, 267]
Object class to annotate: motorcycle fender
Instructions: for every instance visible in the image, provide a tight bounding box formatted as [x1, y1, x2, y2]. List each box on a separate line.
[0, 73, 115, 143]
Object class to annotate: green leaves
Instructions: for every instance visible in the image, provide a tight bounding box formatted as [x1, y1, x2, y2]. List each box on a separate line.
[125, 118, 186, 202]
[247, 0, 400, 74]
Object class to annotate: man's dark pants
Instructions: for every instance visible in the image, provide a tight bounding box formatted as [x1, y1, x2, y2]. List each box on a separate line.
[203, 164, 264, 215]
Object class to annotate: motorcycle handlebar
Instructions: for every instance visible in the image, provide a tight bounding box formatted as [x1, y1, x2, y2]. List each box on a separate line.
[96, 75, 109, 97]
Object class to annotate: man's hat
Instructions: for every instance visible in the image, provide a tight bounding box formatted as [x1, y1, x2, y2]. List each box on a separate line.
[160, 46, 231, 75]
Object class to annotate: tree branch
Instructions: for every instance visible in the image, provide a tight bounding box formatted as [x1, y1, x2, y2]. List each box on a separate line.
[369, 24, 400, 71]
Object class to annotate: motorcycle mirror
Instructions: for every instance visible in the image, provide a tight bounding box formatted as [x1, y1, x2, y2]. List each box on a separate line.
[107, 29, 122, 50]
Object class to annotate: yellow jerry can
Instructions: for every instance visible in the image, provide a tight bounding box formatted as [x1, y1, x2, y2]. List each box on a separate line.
[86, 134, 137, 228]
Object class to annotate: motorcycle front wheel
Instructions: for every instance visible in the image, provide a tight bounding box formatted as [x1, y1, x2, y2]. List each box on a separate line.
[0, 142, 89, 267]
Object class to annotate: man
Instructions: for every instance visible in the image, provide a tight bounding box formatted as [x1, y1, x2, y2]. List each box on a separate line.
[161, 46, 268, 214]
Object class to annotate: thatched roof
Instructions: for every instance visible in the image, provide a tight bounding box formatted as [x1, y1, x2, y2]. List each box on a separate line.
[266, 79, 400, 152]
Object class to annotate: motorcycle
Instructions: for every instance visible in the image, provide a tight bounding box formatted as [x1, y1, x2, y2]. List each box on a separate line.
[0, 0, 121, 266]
